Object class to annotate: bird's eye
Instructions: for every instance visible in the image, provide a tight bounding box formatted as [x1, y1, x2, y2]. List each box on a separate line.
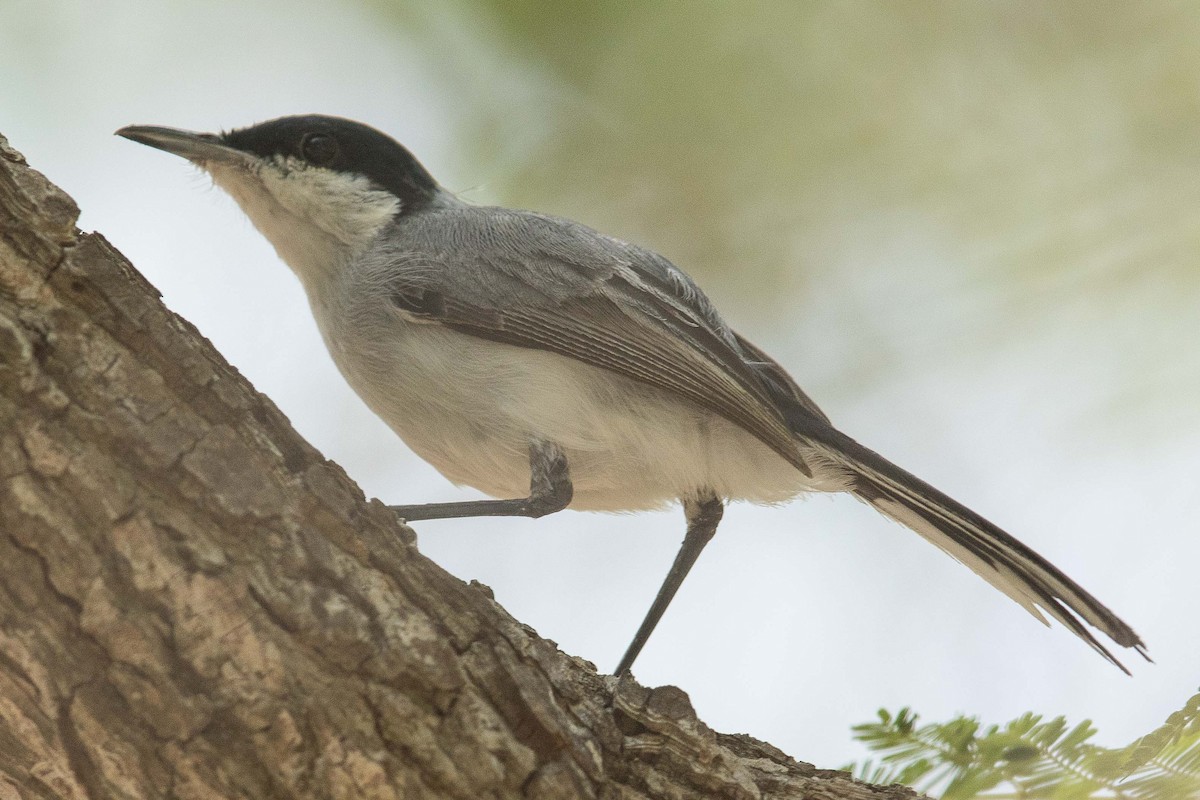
[300, 132, 339, 166]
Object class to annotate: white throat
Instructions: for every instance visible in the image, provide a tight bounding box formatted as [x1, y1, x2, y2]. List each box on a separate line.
[206, 155, 400, 296]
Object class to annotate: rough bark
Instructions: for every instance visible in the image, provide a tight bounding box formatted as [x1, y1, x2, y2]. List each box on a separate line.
[0, 132, 923, 800]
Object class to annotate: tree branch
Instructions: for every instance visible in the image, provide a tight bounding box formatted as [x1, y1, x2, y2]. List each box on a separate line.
[0, 132, 923, 800]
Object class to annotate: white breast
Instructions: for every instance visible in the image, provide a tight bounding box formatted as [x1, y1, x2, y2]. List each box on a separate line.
[326, 309, 846, 511]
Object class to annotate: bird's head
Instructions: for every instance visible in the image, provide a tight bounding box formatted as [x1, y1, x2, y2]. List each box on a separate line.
[117, 115, 443, 289]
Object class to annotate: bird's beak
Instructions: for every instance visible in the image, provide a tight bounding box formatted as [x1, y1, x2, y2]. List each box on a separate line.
[116, 125, 248, 165]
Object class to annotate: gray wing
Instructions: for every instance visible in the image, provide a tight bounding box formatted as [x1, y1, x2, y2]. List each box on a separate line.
[732, 332, 832, 427]
[371, 206, 825, 476]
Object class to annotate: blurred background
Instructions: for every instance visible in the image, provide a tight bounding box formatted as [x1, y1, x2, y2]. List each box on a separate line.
[3, 0, 1197, 770]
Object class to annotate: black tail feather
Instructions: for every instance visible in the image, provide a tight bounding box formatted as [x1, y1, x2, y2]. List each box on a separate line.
[809, 427, 1148, 673]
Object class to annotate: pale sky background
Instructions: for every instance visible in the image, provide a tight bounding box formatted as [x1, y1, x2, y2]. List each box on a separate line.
[3, 0, 1198, 773]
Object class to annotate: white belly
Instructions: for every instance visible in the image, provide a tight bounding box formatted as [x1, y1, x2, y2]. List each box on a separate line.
[327, 318, 842, 511]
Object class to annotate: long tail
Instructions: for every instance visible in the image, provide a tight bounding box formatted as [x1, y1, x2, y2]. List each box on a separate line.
[809, 427, 1149, 673]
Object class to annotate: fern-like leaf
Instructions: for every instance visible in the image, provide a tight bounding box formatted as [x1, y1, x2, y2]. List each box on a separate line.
[847, 691, 1200, 799]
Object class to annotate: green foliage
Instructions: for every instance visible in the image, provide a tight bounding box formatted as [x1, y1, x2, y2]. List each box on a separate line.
[846, 692, 1200, 799]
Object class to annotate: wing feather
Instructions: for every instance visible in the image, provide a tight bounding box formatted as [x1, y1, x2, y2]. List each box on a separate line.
[396, 286, 812, 476]
[379, 207, 815, 475]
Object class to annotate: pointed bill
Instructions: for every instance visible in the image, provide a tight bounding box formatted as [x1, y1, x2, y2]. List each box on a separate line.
[116, 126, 249, 165]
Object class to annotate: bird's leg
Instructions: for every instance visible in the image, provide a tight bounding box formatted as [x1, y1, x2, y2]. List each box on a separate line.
[389, 441, 572, 521]
[615, 493, 724, 676]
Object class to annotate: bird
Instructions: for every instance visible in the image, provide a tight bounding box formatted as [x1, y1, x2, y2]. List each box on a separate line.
[117, 115, 1148, 677]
